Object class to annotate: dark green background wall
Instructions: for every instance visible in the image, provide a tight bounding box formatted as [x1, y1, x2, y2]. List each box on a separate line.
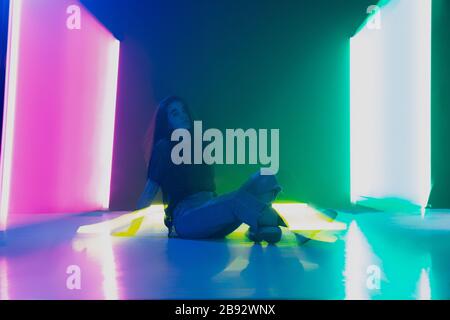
[81, 0, 377, 210]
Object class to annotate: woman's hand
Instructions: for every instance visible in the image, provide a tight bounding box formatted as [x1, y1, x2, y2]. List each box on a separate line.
[136, 179, 160, 210]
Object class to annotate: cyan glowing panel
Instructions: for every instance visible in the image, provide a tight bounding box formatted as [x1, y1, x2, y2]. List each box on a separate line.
[350, 0, 431, 208]
[0, 0, 120, 229]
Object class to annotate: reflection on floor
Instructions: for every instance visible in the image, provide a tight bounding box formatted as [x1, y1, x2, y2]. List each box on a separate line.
[0, 206, 449, 300]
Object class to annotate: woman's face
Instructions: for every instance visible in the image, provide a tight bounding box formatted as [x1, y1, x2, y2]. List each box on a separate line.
[167, 101, 191, 130]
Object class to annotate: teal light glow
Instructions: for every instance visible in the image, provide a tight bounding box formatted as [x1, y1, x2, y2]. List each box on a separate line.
[0, 0, 22, 231]
[344, 221, 381, 300]
[350, 0, 432, 208]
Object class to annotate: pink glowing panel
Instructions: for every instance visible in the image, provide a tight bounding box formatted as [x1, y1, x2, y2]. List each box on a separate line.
[0, 0, 120, 228]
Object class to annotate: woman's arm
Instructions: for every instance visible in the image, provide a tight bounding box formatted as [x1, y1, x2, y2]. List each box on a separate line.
[136, 179, 160, 210]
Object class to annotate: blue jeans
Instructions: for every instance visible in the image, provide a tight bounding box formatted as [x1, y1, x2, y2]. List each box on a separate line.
[172, 173, 281, 239]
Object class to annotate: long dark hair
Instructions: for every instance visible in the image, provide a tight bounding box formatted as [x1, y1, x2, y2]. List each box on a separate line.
[144, 96, 193, 163]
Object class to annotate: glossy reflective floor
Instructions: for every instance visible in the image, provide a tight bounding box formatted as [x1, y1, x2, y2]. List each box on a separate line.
[0, 207, 449, 300]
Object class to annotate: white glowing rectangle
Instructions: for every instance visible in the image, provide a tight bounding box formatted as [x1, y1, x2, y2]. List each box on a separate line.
[350, 0, 432, 208]
[0, 0, 121, 231]
[0, 0, 22, 230]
